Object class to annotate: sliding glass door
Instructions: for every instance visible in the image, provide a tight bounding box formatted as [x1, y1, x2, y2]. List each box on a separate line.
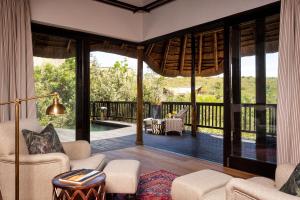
[225, 14, 279, 177]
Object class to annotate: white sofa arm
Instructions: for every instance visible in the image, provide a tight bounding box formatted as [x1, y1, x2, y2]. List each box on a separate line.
[0, 153, 70, 200]
[226, 178, 299, 200]
[62, 140, 91, 160]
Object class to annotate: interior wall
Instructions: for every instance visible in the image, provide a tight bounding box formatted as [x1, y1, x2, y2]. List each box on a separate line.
[30, 0, 143, 42]
[142, 0, 279, 40]
[30, 0, 279, 42]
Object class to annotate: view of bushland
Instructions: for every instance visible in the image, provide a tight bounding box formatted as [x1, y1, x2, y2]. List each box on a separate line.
[34, 57, 277, 130]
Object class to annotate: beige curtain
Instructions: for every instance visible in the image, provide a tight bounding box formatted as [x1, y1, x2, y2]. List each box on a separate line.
[0, 0, 36, 122]
[277, 0, 300, 164]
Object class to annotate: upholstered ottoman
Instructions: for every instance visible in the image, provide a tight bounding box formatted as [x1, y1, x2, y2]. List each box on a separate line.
[103, 159, 141, 195]
[171, 169, 232, 200]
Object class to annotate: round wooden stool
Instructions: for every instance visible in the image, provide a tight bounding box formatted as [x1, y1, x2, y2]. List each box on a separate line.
[52, 170, 106, 200]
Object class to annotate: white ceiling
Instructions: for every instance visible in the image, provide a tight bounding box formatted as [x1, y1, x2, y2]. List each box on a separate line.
[118, 0, 157, 7]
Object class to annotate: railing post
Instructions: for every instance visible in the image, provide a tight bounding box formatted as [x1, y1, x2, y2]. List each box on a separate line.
[148, 103, 151, 118]
[92, 102, 96, 120]
[107, 102, 110, 119]
[131, 102, 134, 122]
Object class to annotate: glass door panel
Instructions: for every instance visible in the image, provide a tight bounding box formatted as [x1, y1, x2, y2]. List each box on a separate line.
[227, 14, 279, 177]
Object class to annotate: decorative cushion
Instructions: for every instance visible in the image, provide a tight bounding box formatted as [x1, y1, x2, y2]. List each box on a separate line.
[22, 123, 65, 154]
[280, 163, 300, 196]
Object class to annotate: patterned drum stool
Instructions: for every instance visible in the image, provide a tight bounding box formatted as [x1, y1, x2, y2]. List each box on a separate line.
[52, 170, 106, 200]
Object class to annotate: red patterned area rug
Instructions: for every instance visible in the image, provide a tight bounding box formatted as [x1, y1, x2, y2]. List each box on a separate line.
[115, 170, 178, 200]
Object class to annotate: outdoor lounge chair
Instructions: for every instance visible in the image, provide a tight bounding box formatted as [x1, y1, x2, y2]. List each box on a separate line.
[174, 106, 189, 122]
[143, 106, 189, 135]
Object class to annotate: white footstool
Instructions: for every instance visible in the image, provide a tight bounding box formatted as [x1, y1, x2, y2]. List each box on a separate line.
[103, 159, 141, 195]
[171, 169, 232, 200]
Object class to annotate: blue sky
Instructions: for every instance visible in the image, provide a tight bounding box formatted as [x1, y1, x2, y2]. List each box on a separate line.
[90, 51, 279, 77]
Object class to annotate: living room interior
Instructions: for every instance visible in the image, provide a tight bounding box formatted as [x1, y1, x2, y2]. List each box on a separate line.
[1, 0, 300, 200]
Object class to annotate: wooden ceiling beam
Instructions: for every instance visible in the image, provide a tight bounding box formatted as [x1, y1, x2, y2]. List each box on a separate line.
[198, 34, 203, 74]
[214, 32, 218, 71]
[161, 39, 171, 73]
[179, 34, 188, 73]
[146, 43, 155, 56]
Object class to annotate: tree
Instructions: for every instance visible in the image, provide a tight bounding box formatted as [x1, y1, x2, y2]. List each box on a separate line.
[34, 58, 76, 128]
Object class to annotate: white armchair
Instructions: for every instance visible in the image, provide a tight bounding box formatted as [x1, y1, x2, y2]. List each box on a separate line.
[0, 119, 106, 200]
[226, 164, 299, 200]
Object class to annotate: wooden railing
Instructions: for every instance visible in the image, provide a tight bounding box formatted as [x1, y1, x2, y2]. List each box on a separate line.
[91, 101, 151, 122]
[90, 101, 277, 135]
[240, 104, 277, 136]
[161, 102, 224, 129]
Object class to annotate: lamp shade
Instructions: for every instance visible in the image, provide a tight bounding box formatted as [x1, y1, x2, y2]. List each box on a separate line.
[46, 97, 65, 115]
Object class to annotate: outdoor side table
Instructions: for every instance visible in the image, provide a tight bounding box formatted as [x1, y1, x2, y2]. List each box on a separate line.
[151, 119, 165, 135]
[52, 170, 106, 200]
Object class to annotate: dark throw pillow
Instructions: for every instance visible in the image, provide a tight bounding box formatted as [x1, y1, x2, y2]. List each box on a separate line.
[280, 163, 300, 196]
[22, 123, 65, 154]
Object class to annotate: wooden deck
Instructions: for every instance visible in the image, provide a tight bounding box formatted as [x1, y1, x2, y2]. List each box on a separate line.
[102, 146, 254, 178]
[91, 131, 276, 164]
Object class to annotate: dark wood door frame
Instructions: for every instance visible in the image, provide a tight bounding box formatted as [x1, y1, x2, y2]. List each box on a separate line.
[223, 24, 231, 167]
[224, 15, 278, 179]
[255, 18, 267, 158]
[231, 24, 242, 157]
[76, 39, 90, 142]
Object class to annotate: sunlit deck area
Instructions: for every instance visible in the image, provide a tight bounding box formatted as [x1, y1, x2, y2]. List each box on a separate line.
[57, 121, 276, 164]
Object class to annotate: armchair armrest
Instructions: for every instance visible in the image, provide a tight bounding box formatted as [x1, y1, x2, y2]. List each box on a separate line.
[0, 153, 70, 200]
[62, 140, 91, 160]
[226, 178, 299, 200]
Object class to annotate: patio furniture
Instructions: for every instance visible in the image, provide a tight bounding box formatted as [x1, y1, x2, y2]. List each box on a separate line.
[52, 170, 106, 200]
[173, 106, 189, 131]
[144, 118, 184, 135]
[164, 118, 184, 136]
[0, 119, 107, 200]
[103, 159, 141, 197]
[143, 118, 153, 133]
[151, 119, 165, 135]
[174, 106, 189, 121]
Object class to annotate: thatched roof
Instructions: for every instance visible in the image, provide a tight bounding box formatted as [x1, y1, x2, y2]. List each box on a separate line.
[144, 14, 279, 77]
[32, 14, 279, 77]
[144, 30, 224, 77]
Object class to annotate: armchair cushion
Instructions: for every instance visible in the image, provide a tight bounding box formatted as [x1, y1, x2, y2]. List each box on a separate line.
[70, 153, 107, 170]
[22, 123, 65, 154]
[62, 140, 91, 160]
[0, 119, 42, 156]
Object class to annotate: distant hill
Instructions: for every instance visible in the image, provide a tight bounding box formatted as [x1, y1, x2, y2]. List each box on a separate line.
[159, 76, 277, 104]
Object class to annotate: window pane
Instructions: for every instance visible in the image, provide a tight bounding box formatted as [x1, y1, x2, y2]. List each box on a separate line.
[32, 33, 76, 142]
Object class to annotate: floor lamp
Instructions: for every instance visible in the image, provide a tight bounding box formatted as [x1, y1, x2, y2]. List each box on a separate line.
[0, 92, 65, 200]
